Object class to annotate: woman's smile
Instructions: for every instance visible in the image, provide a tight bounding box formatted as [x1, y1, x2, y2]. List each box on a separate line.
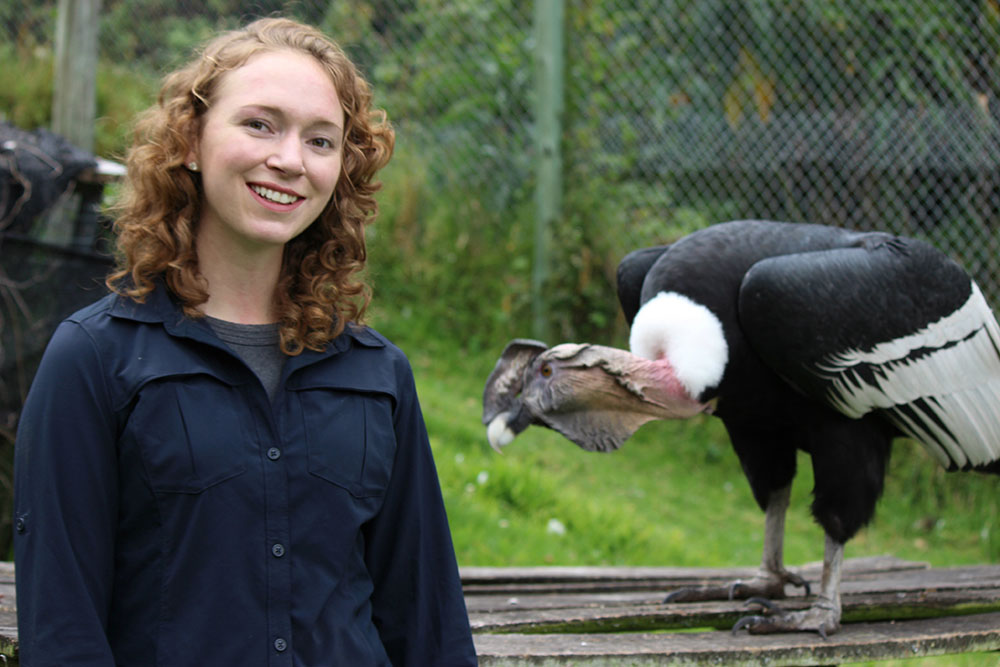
[248, 182, 305, 209]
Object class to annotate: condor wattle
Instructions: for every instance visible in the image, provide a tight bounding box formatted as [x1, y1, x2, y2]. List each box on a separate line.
[482, 220, 1000, 637]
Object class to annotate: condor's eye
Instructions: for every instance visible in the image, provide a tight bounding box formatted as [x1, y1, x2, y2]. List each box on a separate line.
[540, 363, 553, 378]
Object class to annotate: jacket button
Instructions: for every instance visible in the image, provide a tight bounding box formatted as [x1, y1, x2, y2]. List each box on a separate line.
[267, 447, 281, 461]
[14, 518, 25, 533]
[274, 637, 287, 652]
[272, 543, 285, 558]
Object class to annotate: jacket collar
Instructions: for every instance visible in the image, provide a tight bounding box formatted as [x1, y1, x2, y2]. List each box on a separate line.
[108, 283, 384, 360]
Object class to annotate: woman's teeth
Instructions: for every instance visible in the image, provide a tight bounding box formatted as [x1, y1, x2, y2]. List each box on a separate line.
[251, 184, 300, 205]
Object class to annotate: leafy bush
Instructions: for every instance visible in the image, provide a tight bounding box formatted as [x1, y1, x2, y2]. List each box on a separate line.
[0, 46, 155, 158]
[94, 62, 158, 160]
[0, 45, 53, 133]
[368, 144, 537, 352]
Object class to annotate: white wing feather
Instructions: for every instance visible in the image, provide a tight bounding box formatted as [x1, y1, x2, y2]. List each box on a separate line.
[815, 281, 1000, 468]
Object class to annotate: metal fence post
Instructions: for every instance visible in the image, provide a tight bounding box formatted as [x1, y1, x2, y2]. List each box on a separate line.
[52, 0, 101, 152]
[532, 0, 564, 342]
[46, 0, 102, 244]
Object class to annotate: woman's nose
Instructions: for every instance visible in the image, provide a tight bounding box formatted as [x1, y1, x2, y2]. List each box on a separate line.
[265, 135, 306, 176]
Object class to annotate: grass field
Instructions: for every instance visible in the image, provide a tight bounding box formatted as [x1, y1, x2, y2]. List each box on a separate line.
[373, 314, 1000, 666]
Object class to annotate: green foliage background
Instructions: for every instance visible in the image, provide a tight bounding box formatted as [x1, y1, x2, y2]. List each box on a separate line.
[2, 3, 999, 662]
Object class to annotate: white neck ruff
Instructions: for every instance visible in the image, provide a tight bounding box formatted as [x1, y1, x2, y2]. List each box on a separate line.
[629, 291, 728, 398]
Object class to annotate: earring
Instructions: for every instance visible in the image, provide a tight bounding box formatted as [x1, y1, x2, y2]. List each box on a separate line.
[188, 161, 199, 172]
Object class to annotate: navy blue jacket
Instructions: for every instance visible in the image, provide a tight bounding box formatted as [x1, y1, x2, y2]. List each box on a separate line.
[13, 286, 477, 666]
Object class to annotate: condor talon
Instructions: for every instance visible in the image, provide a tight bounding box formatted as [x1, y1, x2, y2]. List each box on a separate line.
[731, 615, 766, 635]
[744, 596, 778, 611]
[662, 589, 686, 604]
[727, 581, 742, 601]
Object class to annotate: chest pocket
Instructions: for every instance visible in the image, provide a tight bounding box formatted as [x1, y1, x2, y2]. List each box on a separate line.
[124, 374, 249, 494]
[297, 389, 396, 498]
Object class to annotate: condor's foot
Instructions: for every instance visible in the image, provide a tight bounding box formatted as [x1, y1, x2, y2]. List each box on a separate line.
[662, 568, 810, 603]
[732, 598, 840, 638]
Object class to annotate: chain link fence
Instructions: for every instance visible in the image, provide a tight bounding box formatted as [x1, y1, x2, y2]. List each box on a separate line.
[2, 0, 1000, 331]
[5, 1, 999, 285]
[563, 1, 1000, 302]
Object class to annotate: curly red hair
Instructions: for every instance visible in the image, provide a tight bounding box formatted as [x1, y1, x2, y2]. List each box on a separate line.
[107, 17, 394, 354]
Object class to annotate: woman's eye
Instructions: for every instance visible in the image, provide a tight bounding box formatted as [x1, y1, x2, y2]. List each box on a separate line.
[309, 137, 335, 150]
[246, 119, 269, 132]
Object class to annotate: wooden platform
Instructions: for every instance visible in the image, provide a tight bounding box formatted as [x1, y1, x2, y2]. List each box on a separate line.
[463, 557, 1000, 665]
[0, 562, 15, 661]
[0, 558, 996, 664]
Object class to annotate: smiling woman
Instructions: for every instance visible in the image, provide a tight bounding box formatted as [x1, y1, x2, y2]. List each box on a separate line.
[190, 49, 346, 312]
[107, 17, 393, 352]
[12, 17, 478, 667]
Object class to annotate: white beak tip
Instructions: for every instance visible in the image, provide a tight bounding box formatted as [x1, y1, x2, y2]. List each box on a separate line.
[487, 414, 517, 454]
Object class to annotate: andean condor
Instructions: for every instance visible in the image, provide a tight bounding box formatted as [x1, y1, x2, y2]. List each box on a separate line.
[482, 220, 1000, 636]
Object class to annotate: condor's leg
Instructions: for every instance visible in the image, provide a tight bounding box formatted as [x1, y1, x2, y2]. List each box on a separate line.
[729, 484, 811, 598]
[664, 422, 809, 604]
[734, 534, 844, 637]
[664, 485, 809, 603]
[733, 415, 890, 635]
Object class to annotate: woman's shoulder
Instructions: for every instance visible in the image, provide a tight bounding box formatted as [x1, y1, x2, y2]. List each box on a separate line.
[64, 290, 118, 324]
[321, 324, 418, 390]
[344, 324, 406, 361]
[64, 285, 178, 326]
[47, 288, 197, 383]
[44, 291, 122, 353]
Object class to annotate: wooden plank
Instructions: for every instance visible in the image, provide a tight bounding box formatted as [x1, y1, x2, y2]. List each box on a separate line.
[461, 555, 928, 595]
[0, 560, 995, 664]
[470, 586, 1000, 633]
[467, 578, 1000, 622]
[466, 565, 1000, 612]
[0, 562, 16, 660]
[462, 555, 926, 584]
[468, 565, 1000, 633]
[473, 611, 1000, 666]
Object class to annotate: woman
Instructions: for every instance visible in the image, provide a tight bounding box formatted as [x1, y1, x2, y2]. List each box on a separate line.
[14, 18, 477, 666]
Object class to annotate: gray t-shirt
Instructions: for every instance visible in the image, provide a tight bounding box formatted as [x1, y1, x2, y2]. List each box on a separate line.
[206, 316, 286, 400]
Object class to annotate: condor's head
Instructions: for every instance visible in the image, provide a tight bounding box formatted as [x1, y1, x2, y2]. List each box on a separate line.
[482, 292, 728, 453]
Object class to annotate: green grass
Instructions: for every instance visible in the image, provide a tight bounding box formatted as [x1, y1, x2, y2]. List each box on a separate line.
[860, 659, 996, 667]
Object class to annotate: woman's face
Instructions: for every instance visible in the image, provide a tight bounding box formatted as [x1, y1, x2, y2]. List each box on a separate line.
[190, 49, 345, 255]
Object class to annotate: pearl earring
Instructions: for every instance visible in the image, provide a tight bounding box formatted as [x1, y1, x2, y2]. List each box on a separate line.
[188, 161, 199, 172]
